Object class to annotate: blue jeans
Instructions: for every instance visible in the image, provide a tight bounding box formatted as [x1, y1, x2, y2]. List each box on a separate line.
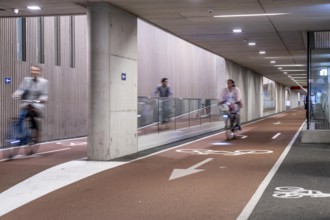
[17, 105, 40, 142]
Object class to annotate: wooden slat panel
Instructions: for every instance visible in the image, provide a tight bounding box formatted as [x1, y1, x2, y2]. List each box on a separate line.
[0, 16, 88, 147]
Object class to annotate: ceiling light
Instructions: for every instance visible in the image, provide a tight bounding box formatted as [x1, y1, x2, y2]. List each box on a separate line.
[233, 29, 242, 33]
[278, 67, 282, 70]
[274, 64, 305, 67]
[270, 60, 276, 64]
[283, 72, 288, 74]
[13, 8, 19, 14]
[281, 70, 305, 72]
[27, 5, 41, 10]
[248, 42, 256, 46]
[320, 68, 328, 76]
[259, 51, 266, 54]
[214, 13, 288, 18]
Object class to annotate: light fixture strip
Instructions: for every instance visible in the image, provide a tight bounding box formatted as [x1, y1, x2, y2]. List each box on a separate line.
[214, 13, 288, 18]
[280, 70, 306, 72]
[27, 5, 41, 10]
[274, 64, 305, 67]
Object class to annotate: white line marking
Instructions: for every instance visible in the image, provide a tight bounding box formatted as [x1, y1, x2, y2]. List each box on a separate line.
[272, 133, 281, 139]
[212, 142, 232, 146]
[69, 142, 87, 146]
[36, 148, 70, 155]
[1, 148, 71, 161]
[0, 160, 127, 217]
[10, 154, 40, 160]
[236, 121, 306, 220]
[0, 148, 71, 161]
[176, 149, 273, 156]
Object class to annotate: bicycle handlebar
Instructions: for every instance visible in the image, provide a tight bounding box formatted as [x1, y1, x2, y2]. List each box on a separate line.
[12, 97, 41, 103]
[21, 99, 41, 103]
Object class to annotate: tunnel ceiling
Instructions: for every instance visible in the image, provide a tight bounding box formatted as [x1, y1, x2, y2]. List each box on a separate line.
[1, 0, 330, 88]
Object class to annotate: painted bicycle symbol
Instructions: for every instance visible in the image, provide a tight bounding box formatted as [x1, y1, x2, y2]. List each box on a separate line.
[176, 149, 273, 156]
[273, 186, 330, 199]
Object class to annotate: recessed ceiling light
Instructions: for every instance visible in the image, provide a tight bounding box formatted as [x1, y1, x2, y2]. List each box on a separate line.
[214, 13, 288, 18]
[283, 72, 288, 74]
[278, 67, 282, 70]
[27, 5, 42, 10]
[248, 42, 256, 46]
[270, 60, 276, 64]
[13, 8, 19, 14]
[281, 70, 305, 72]
[233, 29, 242, 33]
[259, 51, 266, 54]
[274, 64, 305, 67]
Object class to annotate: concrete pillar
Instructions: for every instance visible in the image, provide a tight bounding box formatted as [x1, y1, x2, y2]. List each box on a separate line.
[87, 3, 138, 160]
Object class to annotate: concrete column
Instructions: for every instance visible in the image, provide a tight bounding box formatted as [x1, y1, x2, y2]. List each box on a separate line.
[87, 3, 138, 160]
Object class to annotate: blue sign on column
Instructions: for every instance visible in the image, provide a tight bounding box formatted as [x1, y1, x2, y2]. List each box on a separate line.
[5, 77, 12, 85]
[121, 73, 126, 81]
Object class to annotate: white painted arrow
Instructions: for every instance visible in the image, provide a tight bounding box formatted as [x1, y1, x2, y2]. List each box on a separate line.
[238, 135, 248, 139]
[273, 122, 281, 125]
[169, 158, 213, 181]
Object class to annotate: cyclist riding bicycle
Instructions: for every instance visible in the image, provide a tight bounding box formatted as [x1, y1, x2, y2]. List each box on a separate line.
[12, 65, 48, 144]
[219, 79, 243, 131]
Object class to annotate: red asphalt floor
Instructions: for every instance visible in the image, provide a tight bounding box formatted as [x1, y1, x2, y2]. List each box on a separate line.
[0, 108, 306, 220]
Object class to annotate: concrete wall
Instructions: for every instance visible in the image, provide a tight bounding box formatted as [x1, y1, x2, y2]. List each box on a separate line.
[138, 19, 270, 125]
[87, 3, 138, 160]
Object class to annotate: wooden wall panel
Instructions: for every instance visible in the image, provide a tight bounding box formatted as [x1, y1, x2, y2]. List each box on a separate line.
[0, 16, 88, 147]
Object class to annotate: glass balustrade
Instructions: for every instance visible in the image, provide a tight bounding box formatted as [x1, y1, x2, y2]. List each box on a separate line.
[137, 97, 223, 136]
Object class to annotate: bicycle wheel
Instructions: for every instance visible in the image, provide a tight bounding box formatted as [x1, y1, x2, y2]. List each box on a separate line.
[20, 119, 33, 145]
[225, 117, 234, 140]
[4, 118, 21, 148]
[231, 115, 239, 138]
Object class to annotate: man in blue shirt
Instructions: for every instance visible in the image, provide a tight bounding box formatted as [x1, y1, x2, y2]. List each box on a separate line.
[154, 78, 173, 125]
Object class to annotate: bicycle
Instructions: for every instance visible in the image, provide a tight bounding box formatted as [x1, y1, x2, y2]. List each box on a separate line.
[219, 102, 241, 140]
[4, 100, 41, 158]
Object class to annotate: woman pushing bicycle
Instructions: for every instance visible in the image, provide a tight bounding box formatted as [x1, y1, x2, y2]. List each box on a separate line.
[12, 65, 48, 144]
